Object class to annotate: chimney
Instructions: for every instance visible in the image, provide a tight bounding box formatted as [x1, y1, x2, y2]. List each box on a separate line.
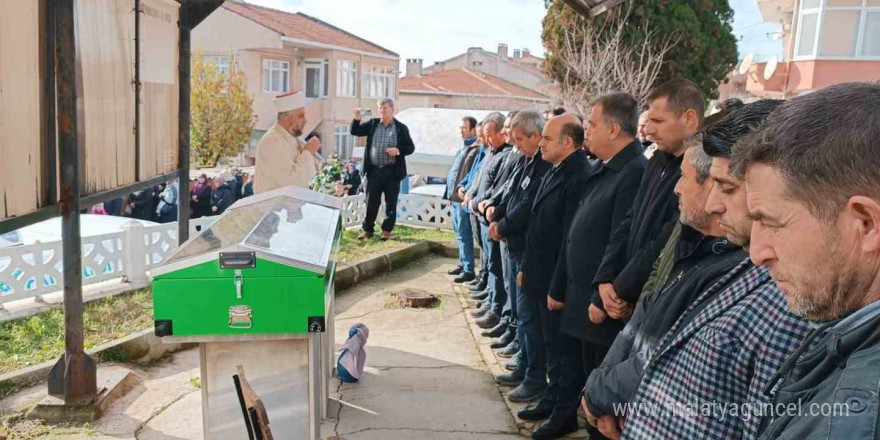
[522, 48, 531, 59]
[405, 58, 423, 77]
[497, 43, 508, 59]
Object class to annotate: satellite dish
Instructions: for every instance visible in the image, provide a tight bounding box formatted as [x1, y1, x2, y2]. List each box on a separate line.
[763, 55, 779, 81]
[738, 53, 754, 75]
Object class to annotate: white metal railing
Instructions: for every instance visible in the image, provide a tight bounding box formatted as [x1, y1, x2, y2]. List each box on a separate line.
[0, 194, 452, 307]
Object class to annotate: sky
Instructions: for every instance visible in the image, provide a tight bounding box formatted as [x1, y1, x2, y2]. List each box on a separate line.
[246, 0, 784, 70]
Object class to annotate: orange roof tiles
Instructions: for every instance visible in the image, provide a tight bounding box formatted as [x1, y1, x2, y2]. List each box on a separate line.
[400, 69, 549, 99]
[223, 1, 398, 58]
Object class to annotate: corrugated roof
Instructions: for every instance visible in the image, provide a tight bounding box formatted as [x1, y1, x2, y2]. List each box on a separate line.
[223, 1, 398, 57]
[400, 69, 549, 99]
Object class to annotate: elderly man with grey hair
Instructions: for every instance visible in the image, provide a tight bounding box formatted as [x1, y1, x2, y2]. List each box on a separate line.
[351, 98, 415, 240]
[483, 110, 553, 402]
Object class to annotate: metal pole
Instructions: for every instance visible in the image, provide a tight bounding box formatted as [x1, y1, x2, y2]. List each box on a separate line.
[134, 0, 141, 182]
[177, 27, 191, 245]
[47, 0, 97, 405]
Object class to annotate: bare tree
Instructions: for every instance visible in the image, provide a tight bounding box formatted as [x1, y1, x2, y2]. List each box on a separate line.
[549, 6, 680, 114]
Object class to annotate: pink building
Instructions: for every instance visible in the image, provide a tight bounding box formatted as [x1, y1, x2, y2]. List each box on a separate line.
[192, 0, 400, 163]
[731, 0, 880, 98]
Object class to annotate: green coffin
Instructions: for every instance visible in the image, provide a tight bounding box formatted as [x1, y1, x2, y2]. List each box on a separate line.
[150, 186, 342, 338]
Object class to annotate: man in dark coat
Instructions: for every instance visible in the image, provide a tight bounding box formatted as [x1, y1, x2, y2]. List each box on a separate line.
[516, 114, 595, 439]
[351, 98, 415, 240]
[582, 143, 745, 439]
[539, 92, 646, 440]
[467, 112, 513, 330]
[210, 176, 235, 216]
[729, 84, 880, 440]
[592, 79, 705, 323]
[486, 110, 552, 402]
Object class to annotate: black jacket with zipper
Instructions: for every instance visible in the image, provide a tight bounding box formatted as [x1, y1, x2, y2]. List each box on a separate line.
[494, 151, 551, 261]
[584, 226, 745, 417]
[592, 151, 683, 304]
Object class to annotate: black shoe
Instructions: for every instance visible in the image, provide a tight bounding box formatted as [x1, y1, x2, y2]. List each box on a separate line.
[481, 321, 508, 338]
[471, 302, 490, 317]
[470, 290, 489, 301]
[476, 312, 501, 329]
[531, 415, 579, 440]
[508, 381, 547, 403]
[447, 265, 463, 276]
[518, 399, 554, 422]
[454, 272, 476, 283]
[495, 370, 525, 387]
[468, 280, 488, 292]
[503, 358, 519, 371]
[490, 327, 516, 349]
[496, 340, 519, 358]
[465, 275, 484, 288]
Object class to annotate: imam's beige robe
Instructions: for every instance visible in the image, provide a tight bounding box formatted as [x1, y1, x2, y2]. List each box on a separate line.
[253, 122, 321, 194]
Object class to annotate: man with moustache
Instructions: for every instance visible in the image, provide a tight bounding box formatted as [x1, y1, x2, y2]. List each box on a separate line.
[592, 79, 704, 325]
[516, 114, 595, 438]
[468, 113, 513, 329]
[729, 83, 880, 440]
[534, 92, 646, 440]
[582, 141, 746, 439]
[619, 100, 810, 440]
[486, 110, 553, 401]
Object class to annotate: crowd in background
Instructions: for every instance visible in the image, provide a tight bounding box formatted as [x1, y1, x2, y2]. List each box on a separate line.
[444, 80, 880, 440]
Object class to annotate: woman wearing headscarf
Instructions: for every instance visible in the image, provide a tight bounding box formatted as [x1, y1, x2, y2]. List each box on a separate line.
[190, 174, 212, 219]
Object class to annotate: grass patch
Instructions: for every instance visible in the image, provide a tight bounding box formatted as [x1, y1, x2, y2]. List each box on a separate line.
[338, 225, 454, 265]
[0, 411, 93, 439]
[0, 289, 153, 375]
[190, 377, 201, 389]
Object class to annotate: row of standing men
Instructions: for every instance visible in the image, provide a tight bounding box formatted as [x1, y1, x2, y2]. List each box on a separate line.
[444, 79, 880, 440]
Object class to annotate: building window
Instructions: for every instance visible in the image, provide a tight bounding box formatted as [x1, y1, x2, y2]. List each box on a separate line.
[206, 56, 230, 75]
[337, 60, 357, 97]
[335, 125, 355, 159]
[361, 66, 396, 99]
[863, 11, 880, 56]
[472, 61, 483, 66]
[263, 59, 289, 93]
[305, 59, 329, 98]
[796, 0, 880, 59]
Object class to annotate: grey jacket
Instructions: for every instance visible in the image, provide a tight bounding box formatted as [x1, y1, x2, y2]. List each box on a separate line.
[758, 300, 880, 440]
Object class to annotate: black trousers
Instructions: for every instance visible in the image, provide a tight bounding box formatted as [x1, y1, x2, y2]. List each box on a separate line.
[362, 166, 400, 233]
[538, 294, 563, 407]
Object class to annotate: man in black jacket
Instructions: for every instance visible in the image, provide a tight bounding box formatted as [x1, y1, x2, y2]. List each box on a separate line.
[539, 92, 647, 440]
[468, 112, 513, 329]
[582, 142, 746, 439]
[516, 114, 595, 438]
[486, 110, 552, 401]
[592, 79, 704, 323]
[351, 99, 415, 241]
